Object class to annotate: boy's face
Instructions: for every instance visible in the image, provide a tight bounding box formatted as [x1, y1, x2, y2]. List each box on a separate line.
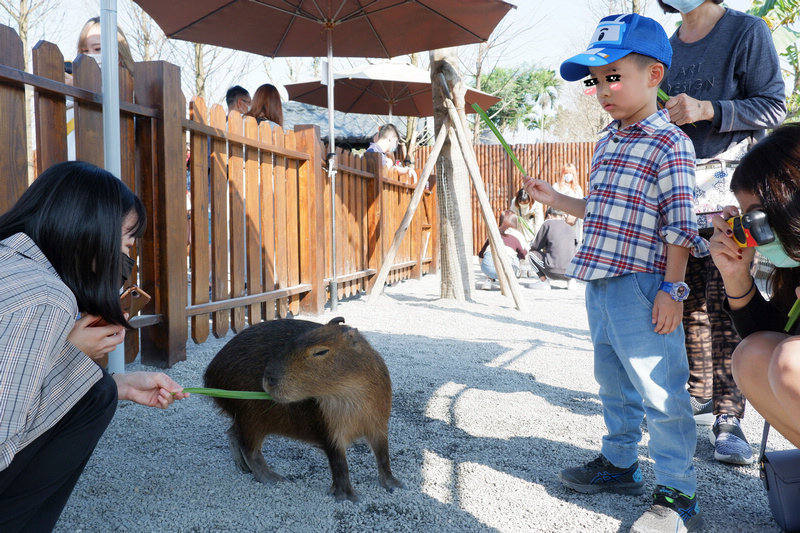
[585, 55, 662, 129]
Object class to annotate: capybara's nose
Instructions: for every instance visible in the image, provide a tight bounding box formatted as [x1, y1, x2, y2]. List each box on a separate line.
[264, 374, 277, 387]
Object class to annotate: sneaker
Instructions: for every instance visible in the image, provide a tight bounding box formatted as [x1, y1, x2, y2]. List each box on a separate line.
[630, 485, 703, 533]
[566, 279, 577, 290]
[690, 396, 714, 426]
[481, 278, 493, 291]
[709, 414, 754, 465]
[559, 454, 645, 495]
[532, 280, 551, 291]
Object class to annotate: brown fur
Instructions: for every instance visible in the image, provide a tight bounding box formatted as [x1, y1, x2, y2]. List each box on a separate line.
[204, 317, 404, 501]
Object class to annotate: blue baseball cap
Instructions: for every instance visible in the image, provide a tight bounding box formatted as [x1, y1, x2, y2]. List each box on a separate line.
[560, 13, 672, 82]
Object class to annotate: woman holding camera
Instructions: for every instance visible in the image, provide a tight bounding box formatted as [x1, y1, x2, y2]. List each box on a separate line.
[708, 123, 800, 448]
[0, 161, 189, 531]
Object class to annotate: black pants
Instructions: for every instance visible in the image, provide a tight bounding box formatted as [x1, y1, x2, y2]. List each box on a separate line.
[0, 373, 117, 532]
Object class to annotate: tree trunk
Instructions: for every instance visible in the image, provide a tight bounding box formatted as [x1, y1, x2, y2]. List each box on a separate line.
[431, 47, 473, 300]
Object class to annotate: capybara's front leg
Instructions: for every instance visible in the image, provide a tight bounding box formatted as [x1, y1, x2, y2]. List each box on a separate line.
[322, 445, 359, 502]
[227, 424, 286, 484]
[368, 433, 405, 491]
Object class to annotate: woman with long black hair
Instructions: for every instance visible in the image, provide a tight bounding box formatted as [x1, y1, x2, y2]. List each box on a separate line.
[0, 161, 189, 532]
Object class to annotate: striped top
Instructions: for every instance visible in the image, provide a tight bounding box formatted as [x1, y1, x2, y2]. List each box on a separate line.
[0, 233, 102, 471]
[568, 109, 708, 281]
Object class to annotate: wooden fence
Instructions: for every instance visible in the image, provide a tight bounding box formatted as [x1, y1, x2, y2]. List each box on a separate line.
[0, 24, 436, 367]
[416, 141, 595, 254]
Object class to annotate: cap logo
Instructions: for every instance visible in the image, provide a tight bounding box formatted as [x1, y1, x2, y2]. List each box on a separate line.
[590, 21, 624, 46]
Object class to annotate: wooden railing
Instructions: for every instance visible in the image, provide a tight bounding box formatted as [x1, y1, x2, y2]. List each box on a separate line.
[0, 24, 436, 367]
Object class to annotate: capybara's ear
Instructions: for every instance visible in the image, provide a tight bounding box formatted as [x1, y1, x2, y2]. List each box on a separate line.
[329, 316, 345, 326]
[346, 329, 359, 344]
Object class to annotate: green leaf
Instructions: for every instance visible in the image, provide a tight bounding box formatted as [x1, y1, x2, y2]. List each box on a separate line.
[179, 387, 273, 400]
[773, 25, 800, 55]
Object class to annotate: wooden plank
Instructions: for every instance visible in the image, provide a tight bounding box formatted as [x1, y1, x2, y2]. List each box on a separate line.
[244, 116, 262, 325]
[228, 112, 246, 332]
[209, 104, 229, 337]
[259, 121, 276, 320]
[273, 126, 289, 318]
[364, 151, 383, 293]
[135, 61, 187, 367]
[72, 55, 103, 167]
[285, 130, 300, 316]
[189, 96, 210, 343]
[343, 152, 353, 298]
[295, 125, 325, 314]
[336, 154, 345, 301]
[31, 41, 67, 175]
[0, 25, 28, 213]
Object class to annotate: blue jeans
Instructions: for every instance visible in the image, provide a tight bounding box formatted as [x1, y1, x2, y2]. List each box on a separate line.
[480, 248, 520, 280]
[586, 273, 697, 496]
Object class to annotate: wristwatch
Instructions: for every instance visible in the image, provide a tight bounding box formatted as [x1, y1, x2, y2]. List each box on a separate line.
[659, 281, 690, 302]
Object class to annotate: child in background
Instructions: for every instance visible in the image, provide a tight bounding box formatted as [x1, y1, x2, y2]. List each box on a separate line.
[524, 14, 707, 533]
[477, 210, 527, 290]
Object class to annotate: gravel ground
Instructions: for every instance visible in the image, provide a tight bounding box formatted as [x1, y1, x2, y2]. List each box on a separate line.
[54, 261, 794, 533]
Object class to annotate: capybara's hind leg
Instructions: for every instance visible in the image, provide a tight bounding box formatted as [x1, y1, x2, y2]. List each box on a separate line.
[227, 422, 286, 483]
[322, 445, 359, 502]
[367, 433, 405, 491]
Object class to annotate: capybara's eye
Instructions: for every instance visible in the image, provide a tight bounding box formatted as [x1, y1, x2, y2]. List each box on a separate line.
[312, 349, 329, 357]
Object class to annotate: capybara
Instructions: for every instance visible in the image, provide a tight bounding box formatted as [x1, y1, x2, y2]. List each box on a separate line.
[203, 317, 404, 502]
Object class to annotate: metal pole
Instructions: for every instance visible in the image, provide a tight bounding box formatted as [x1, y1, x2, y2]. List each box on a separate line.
[101, 0, 126, 374]
[326, 28, 338, 311]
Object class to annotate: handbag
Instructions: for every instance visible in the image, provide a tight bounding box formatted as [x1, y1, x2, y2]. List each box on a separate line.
[759, 421, 800, 532]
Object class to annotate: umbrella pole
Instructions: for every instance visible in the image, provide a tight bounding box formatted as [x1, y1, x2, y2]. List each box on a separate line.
[101, 0, 126, 374]
[326, 28, 338, 311]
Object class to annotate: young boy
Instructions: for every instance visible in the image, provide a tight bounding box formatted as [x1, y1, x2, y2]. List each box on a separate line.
[523, 14, 707, 533]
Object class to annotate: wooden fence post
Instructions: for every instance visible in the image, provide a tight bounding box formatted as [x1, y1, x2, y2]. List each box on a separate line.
[0, 25, 29, 213]
[295, 125, 325, 314]
[31, 41, 67, 175]
[134, 61, 187, 367]
[365, 152, 383, 293]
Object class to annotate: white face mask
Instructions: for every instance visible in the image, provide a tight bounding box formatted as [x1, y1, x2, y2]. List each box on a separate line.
[85, 53, 102, 69]
[663, 0, 705, 14]
[563, 173, 574, 183]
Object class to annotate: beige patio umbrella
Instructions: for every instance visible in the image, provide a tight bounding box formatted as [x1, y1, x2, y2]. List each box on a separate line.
[285, 60, 501, 119]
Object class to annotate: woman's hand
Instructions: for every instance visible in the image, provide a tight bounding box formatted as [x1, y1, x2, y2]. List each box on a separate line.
[113, 371, 189, 409]
[67, 314, 126, 360]
[708, 208, 756, 278]
[664, 93, 714, 125]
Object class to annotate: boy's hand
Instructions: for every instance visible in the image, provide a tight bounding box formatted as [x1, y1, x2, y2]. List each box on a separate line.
[652, 291, 683, 334]
[521, 175, 556, 204]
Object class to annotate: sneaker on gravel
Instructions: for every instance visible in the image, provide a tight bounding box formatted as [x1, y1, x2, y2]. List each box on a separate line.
[709, 414, 754, 465]
[532, 280, 551, 291]
[690, 396, 714, 426]
[630, 485, 703, 533]
[558, 454, 645, 495]
[481, 278, 493, 291]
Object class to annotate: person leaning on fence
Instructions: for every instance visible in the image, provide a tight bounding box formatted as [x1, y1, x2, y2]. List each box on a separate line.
[226, 85, 251, 118]
[524, 14, 707, 533]
[366, 124, 418, 184]
[66, 16, 135, 86]
[246, 83, 284, 128]
[552, 162, 584, 242]
[657, 0, 787, 467]
[706, 123, 800, 451]
[0, 161, 189, 532]
[526, 207, 578, 291]
[477, 209, 527, 290]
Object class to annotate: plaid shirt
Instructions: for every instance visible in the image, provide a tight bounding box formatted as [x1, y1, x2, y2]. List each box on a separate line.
[568, 110, 708, 281]
[0, 233, 101, 471]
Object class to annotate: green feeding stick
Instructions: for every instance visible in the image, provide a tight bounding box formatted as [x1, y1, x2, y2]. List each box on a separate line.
[471, 103, 526, 175]
[785, 298, 800, 333]
[176, 387, 273, 400]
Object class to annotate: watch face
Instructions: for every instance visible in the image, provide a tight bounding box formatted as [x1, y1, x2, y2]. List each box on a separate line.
[674, 285, 689, 300]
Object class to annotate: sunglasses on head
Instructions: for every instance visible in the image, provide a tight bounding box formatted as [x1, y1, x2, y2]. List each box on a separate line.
[727, 209, 775, 248]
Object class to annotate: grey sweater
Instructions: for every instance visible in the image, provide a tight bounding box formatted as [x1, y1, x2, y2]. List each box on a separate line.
[663, 8, 786, 160]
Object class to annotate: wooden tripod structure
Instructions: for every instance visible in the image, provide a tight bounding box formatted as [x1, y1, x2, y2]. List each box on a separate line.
[367, 76, 527, 312]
